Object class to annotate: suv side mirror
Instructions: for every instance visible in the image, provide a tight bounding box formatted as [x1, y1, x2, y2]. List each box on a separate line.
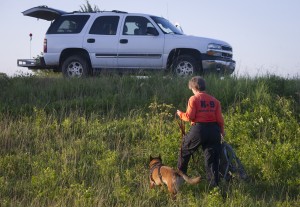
[146, 27, 159, 36]
[175, 23, 183, 33]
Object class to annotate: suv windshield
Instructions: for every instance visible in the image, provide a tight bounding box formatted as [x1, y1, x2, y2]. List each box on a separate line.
[47, 15, 90, 34]
[150, 16, 183, 35]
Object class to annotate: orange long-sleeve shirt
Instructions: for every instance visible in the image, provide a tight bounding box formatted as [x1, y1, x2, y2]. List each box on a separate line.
[178, 91, 224, 135]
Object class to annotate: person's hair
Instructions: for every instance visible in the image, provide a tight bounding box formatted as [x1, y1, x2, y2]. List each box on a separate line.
[188, 76, 206, 91]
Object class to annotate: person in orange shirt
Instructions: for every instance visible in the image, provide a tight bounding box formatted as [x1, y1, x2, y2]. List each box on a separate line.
[177, 76, 225, 187]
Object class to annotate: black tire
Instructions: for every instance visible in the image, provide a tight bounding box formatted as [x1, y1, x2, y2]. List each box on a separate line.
[61, 55, 90, 78]
[172, 55, 199, 77]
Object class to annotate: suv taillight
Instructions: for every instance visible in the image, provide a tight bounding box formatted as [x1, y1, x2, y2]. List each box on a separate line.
[43, 38, 47, 53]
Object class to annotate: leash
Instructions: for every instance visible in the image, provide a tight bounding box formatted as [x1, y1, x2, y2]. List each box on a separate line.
[175, 112, 186, 171]
[175, 112, 186, 137]
[175, 113, 200, 173]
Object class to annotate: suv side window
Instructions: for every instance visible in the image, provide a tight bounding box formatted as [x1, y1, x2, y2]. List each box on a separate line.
[47, 15, 90, 34]
[123, 16, 156, 35]
[89, 16, 120, 35]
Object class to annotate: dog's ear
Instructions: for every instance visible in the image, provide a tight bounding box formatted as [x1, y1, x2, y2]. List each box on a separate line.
[158, 154, 161, 159]
[150, 155, 153, 161]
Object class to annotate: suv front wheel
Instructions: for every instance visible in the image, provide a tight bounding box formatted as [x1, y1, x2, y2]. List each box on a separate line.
[61, 55, 90, 78]
[172, 55, 198, 77]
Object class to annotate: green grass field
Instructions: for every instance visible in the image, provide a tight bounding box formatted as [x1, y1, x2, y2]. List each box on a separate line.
[0, 74, 299, 206]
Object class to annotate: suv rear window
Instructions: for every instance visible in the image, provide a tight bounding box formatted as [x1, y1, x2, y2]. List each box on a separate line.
[47, 15, 90, 34]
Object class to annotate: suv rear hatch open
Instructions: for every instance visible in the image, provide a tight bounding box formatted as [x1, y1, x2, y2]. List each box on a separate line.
[17, 6, 67, 70]
[22, 5, 67, 21]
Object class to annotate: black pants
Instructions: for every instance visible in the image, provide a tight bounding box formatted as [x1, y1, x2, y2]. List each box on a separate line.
[177, 123, 221, 185]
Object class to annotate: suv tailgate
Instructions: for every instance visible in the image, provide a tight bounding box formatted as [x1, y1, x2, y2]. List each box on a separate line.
[22, 5, 67, 21]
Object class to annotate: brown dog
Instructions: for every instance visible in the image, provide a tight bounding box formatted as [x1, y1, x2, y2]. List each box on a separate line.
[149, 155, 201, 199]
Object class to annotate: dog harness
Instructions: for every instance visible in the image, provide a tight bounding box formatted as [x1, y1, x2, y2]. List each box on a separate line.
[149, 162, 164, 185]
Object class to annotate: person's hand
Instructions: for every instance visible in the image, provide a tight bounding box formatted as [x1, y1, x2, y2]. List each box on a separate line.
[176, 110, 182, 117]
[221, 133, 225, 143]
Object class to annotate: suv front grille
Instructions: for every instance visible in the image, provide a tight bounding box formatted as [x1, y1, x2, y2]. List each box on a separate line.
[221, 45, 232, 59]
[222, 53, 233, 58]
[221, 45, 232, 52]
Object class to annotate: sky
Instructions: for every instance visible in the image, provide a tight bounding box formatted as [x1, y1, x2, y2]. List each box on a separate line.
[0, 0, 299, 77]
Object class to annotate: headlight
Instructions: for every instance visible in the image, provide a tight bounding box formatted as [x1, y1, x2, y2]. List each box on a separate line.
[207, 43, 222, 50]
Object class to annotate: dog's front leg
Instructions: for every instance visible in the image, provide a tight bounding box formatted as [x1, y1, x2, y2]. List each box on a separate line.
[150, 180, 155, 189]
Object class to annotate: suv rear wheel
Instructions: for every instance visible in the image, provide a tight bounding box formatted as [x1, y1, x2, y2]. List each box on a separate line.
[172, 55, 198, 77]
[61, 55, 90, 78]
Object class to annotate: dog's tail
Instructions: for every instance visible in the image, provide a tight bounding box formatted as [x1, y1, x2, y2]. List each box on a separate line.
[177, 171, 201, 185]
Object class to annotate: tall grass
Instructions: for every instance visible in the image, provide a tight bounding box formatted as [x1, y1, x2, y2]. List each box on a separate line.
[0, 74, 299, 206]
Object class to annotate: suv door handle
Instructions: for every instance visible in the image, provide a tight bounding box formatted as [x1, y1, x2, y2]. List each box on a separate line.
[120, 39, 128, 44]
[87, 38, 95, 43]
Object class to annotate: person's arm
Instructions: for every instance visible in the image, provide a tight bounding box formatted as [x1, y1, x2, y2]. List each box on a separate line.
[177, 96, 197, 122]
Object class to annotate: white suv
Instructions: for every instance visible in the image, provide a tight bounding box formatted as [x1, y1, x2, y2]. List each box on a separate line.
[17, 5, 236, 78]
